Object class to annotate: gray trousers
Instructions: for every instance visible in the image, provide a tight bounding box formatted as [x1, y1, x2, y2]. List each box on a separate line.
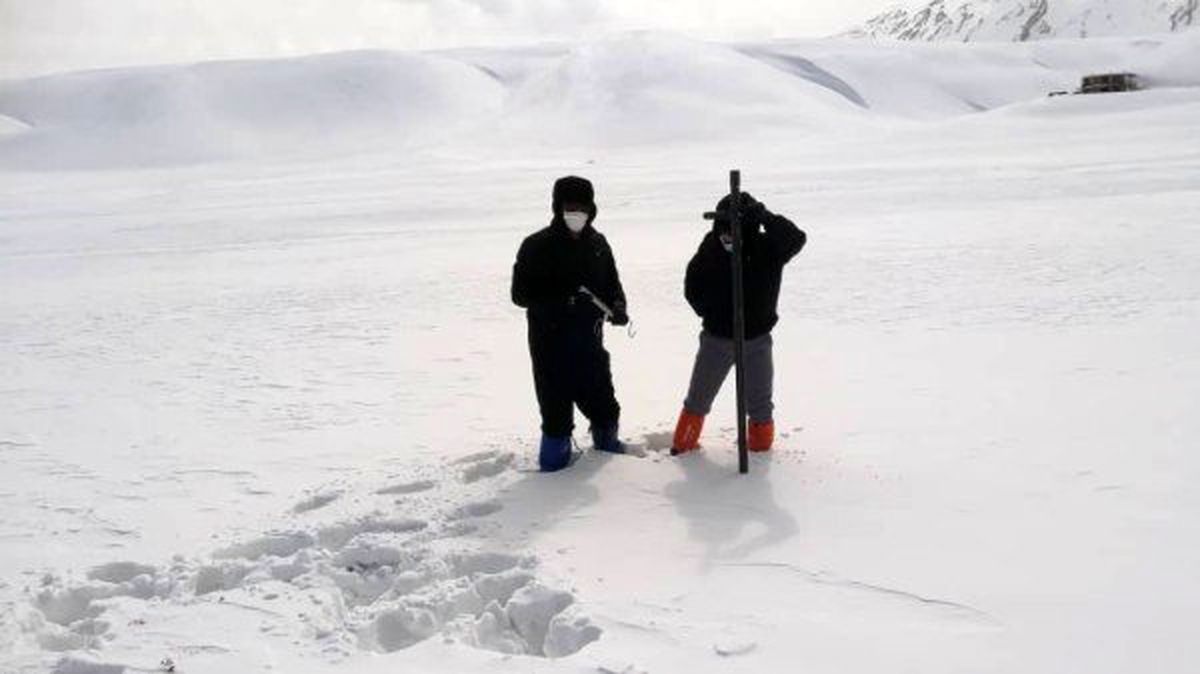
[683, 331, 774, 423]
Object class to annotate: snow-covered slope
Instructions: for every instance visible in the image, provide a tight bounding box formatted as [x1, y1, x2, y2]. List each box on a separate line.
[0, 50, 504, 169]
[851, 0, 1198, 41]
[496, 33, 864, 145]
[2, 31, 1198, 169]
[0, 114, 30, 137]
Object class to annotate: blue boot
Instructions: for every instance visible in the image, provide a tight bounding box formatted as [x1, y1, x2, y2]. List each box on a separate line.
[591, 424, 626, 454]
[539, 435, 572, 472]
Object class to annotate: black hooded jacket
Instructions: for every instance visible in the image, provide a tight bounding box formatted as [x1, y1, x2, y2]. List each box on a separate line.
[685, 211, 806, 339]
[512, 218, 627, 338]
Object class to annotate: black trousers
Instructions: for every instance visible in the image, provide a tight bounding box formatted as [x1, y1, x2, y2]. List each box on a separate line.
[528, 319, 620, 437]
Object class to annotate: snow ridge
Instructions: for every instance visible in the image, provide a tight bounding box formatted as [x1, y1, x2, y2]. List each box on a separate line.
[0, 50, 504, 169]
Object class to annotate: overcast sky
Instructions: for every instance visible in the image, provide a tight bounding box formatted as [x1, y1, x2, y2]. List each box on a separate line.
[0, 0, 901, 78]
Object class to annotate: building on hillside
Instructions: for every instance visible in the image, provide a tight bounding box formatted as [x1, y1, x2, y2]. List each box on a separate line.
[1079, 73, 1140, 93]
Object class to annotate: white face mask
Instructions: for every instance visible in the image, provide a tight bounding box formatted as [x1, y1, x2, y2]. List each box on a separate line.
[563, 211, 589, 233]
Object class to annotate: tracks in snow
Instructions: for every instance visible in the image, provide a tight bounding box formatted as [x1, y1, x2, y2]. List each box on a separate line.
[10, 447, 601, 671]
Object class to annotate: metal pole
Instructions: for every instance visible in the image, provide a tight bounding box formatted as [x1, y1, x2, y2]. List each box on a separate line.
[729, 170, 749, 475]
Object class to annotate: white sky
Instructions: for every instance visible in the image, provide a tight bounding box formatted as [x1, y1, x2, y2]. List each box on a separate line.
[0, 0, 901, 78]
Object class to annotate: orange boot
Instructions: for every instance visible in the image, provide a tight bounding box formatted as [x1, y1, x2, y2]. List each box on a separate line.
[671, 410, 705, 456]
[748, 420, 774, 453]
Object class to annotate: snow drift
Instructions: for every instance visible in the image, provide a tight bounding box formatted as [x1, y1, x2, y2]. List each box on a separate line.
[0, 30, 1198, 170]
[0, 50, 505, 169]
[494, 32, 865, 146]
[1138, 27, 1200, 85]
[743, 41, 1071, 118]
[750, 30, 1200, 117]
[0, 114, 30, 137]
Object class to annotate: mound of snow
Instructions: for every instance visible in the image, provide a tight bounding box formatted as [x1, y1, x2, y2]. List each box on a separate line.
[52, 656, 126, 674]
[0, 113, 29, 136]
[1137, 28, 1200, 85]
[0, 50, 504, 169]
[744, 40, 1072, 118]
[750, 34, 1200, 120]
[495, 32, 864, 145]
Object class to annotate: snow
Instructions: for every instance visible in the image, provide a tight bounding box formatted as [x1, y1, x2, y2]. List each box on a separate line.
[3, 31, 1195, 170]
[495, 32, 861, 145]
[2, 29, 1200, 674]
[1140, 26, 1200, 85]
[0, 50, 504, 170]
[0, 114, 30, 137]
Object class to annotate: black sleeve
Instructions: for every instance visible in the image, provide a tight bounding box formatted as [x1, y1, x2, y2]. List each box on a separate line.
[684, 241, 713, 318]
[512, 238, 562, 310]
[604, 242, 627, 313]
[761, 212, 806, 264]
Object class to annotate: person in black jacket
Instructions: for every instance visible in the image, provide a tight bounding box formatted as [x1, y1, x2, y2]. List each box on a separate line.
[671, 192, 806, 456]
[512, 176, 631, 471]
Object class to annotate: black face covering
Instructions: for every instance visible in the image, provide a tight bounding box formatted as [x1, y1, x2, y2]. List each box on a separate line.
[552, 176, 597, 221]
[710, 193, 754, 236]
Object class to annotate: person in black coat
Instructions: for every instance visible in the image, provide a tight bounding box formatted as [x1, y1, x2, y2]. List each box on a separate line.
[671, 192, 806, 456]
[512, 176, 631, 471]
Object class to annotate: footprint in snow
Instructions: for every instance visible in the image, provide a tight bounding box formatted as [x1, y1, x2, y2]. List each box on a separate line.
[86, 561, 157, 584]
[214, 531, 315, 561]
[459, 452, 515, 484]
[714, 640, 757, 657]
[641, 431, 674, 453]
[317, 516, 429, 549]
[375, 480, 436, 496]
[292, 490, 342, 514]
[453, 450, 504, 465]
[449, 499, 504, 520]
[25, 453, 601, 664]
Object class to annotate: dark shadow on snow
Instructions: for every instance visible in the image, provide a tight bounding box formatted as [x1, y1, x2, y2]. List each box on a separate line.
[487, 448, 607, 542]
[737, 48, 870, 109]
[664, 451, 799, 572]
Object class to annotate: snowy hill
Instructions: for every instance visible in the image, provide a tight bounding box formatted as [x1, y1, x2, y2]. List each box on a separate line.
[2, 29, 1200, 674]
[2, 30, 1198, 169]
[851, 0, 1198, 41]
[0, 50, 504, 169]
[0, 114, 30, 136]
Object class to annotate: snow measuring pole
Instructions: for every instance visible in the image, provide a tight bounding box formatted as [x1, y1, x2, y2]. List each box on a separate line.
[705, 169, 750, 475]
[728, 170, 749, 475]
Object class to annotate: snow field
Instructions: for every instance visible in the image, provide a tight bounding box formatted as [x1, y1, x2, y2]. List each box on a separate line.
[1, 27, 1199, 674]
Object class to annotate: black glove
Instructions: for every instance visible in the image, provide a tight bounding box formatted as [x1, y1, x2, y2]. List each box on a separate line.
[739, 192, 768, 225]
[609, 302, 630, 327]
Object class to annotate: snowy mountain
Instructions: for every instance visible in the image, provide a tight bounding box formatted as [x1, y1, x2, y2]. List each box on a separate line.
[851, 0, 1198, 41]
